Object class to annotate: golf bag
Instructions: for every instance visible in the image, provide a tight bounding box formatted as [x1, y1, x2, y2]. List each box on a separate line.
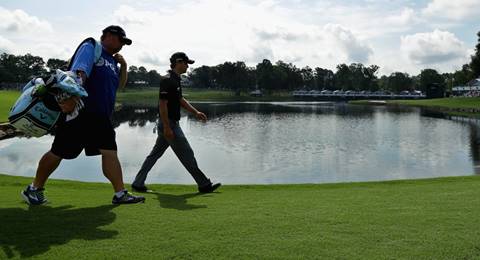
[7, 38, 102, 137]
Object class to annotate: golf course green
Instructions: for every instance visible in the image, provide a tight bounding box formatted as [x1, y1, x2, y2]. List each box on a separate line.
[1, 174, 479, 259]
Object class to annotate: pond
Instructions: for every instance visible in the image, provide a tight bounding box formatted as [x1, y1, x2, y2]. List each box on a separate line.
[1, 102, 479, 184]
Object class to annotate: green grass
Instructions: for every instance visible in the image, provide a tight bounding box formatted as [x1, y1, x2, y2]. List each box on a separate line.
[1, 173, 480, 259]
[0, 90, 21, 122]
[350, 98, 480, 117]
[117, 88, 294, 106]
[388, 97, 480, 109]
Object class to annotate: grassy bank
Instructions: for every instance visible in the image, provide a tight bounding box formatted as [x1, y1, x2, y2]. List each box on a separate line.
[350, 98, 480, 117]
[4, 89, 480, 122]
[0, 90, 20, 122]
[1, 173, 480, 259]
[116, 88, 295, 106]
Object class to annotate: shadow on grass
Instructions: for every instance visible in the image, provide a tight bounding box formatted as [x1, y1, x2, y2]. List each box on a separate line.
[0, 205, 118, 258]
[152, 192, 207, 210]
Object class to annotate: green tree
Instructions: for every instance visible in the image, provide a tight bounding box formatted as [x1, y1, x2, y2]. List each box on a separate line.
[452, 64, 474, 86]
[334, 64, 352, 90]
[419, 68, 445, 93]
[0, 53, 18, 82]
[275, 60, 303, 90]
[246, 67, 257, 90]
[386, 72, 413, 93]
[147, 70, 162, 86]
[215, 61, 251, 95]
[138, 66, 148, 83]
[189, 65, 216, 89]
[256, 59, 275, 91]
[469, 31, 480, 78]
[46, 58, 68, 72]
[15, 54, 47, 81]
[300, 66, 315, 89]
[442, 72, 454, 92]
[348, 63, 364, 90]
[363, 65, 380, 91]
[127, 65, 139, 86]
[378, 75, 388, 91]
[314, 67, 335, 90]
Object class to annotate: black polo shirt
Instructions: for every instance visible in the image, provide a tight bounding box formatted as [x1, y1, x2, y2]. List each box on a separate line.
[159, 70, 183, 121]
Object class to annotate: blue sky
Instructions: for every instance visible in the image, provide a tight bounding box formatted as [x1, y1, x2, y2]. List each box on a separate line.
[0, 0, 479, 76]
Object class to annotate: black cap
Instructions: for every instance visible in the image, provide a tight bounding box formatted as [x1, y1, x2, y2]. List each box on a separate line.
[102, 25, 132, 45]
[170, 52, 195, 65]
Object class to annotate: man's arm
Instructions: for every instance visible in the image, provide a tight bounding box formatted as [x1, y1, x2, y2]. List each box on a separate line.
[180, 97, 207, 122]
[159, 78, 176, 140]
[159, 100, 175, 140]
[58, 41, 94, 113]
[114, 54, 127, 91]
[159, 100, 170, 129]
[57, 70, 86, 113]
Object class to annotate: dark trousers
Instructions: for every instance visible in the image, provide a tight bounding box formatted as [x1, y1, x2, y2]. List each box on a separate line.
[133, 120, 210, 187]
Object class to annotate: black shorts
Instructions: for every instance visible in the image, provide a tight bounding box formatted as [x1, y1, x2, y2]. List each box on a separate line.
[51, 112, 117, 159]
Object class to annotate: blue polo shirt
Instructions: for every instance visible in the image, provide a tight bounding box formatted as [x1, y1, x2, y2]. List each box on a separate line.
[70, 41, 119, 117]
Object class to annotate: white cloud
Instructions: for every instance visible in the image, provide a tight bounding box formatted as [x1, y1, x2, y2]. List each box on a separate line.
[385, 8, 417, 27]
[0, 36, 14, 54]
[0, 7, 53, 33]
[138, 51, 169, 67]
[422, 0, 480, 20]
[112, 2, 378, 72]
[113, 5, 158, 25]
[254, 27, 307, 42]
[113, 2, 316, 69]
[1, 0, 476, 76]
[401, 29, 469, 65]
[293, 3, 421, 39]
[34, 43, 72, 60]
[239, 42, 274, 64]
[324, 24, 373, 64]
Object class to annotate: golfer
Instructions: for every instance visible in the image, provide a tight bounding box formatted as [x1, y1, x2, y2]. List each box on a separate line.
[132, 52, 221, 193]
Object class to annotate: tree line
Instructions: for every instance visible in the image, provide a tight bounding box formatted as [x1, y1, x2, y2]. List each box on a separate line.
[1, 31, 480, 94]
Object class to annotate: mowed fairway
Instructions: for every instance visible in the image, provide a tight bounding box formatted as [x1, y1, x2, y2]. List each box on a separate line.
[0, 90, 20, 122]
[1, 174, 480, 259]
[387, 97, 480, 110]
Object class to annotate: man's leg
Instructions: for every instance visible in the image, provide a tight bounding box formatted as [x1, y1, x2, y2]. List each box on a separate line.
[85, 114, 144, 204]
[22, 150, 67, 205]
[168, 126, 211, 187]
[132, 134, 170, 187]
[32, 151, 62, 188]
[34, 115, 83, 188]
[99, 149, 125, 192]
[99, 149, 146, 204]
[22, 116, 83, 205]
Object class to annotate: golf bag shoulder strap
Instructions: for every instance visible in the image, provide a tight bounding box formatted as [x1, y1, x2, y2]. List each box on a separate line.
[66, 37, 102, 71]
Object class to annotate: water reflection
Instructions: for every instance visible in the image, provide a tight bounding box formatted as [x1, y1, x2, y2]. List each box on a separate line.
[111, 102, 419, 126]
[0, 102, 479, 184]
[471, 126, 480, 174]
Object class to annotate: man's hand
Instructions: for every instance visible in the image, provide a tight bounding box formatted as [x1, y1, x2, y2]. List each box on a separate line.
[195, 111, 207, 122]
[163, 127, 175, 140]
[114, 54, 127, 91]
[58, 96, 80, 113]
[113, 53, 127, 67]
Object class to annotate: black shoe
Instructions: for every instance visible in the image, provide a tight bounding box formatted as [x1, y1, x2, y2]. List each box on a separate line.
[112, 190, 146, 204]
[198, 182, 221, 193]
[21, 185, 47, 205]
[131, 184, 149, 193]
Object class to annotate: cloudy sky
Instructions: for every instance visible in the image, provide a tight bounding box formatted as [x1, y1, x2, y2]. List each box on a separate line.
[0, 0, 479, 76]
